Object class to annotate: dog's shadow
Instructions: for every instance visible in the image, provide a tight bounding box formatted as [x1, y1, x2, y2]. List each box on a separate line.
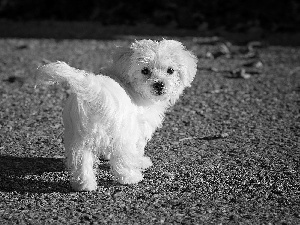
[0, 155, 71, 193]
[0, 156, 117, 193]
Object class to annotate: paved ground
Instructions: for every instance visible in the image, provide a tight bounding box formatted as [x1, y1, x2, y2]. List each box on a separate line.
[0, 24, 299, 224]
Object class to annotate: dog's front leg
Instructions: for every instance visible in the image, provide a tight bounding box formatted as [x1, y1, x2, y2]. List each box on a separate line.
[109, 141, 145, 184]
[109, 138, 153, 184]
[136, 138, 152, 170]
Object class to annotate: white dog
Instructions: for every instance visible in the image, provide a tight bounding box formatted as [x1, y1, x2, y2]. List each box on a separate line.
[36, 39, 197, 191]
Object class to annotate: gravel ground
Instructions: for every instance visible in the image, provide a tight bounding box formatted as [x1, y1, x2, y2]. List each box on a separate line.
[0, 25, 299, 224]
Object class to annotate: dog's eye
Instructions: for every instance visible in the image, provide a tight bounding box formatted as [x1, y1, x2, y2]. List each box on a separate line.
[141, 67, 150, 75]
[167, 67, 174, 74]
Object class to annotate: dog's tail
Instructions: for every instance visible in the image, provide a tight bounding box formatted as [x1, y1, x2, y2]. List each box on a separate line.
[36, 61, 97, 95]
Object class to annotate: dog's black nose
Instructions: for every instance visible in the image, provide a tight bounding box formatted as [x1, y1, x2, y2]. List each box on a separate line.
[152, 81, 165, 95]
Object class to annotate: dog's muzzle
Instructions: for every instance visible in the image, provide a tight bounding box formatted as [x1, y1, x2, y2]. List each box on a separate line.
[152, 81, 165, 96]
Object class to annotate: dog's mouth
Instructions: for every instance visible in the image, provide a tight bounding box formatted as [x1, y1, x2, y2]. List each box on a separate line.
[151, 81, 166, 96]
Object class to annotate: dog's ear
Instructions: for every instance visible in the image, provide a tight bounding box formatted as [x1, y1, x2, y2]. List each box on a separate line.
[160, 40, 198, 87]
[179, 46, 198, 87]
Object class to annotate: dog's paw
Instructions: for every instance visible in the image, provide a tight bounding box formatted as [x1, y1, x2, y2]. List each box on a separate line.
[71, 179, 97, 191]
[139, 156, 153, 170]
[115, 169, 144, 184]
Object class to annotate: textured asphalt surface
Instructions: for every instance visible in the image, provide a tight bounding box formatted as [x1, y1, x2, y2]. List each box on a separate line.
[0, 25, 299, 224]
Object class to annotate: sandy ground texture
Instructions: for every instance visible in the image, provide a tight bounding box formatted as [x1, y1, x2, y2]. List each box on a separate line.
[0, 24, 299, 224]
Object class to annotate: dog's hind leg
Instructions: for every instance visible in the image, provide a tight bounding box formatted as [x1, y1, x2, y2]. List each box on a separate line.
[63, 95, 97, 191]
[64, 131, 97, 191]
[67, 148, 97, 191]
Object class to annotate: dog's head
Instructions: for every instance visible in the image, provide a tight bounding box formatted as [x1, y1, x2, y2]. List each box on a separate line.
[112, 39, 197, 105]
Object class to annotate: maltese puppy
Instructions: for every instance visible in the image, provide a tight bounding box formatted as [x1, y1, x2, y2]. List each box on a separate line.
[36, 39, 197, 191]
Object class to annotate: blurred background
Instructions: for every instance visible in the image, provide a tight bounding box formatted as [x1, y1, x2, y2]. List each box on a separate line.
[0, 0, 299, 33]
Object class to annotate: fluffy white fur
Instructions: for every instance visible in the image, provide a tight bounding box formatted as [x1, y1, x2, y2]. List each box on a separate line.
[36, 39, 197, 191]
